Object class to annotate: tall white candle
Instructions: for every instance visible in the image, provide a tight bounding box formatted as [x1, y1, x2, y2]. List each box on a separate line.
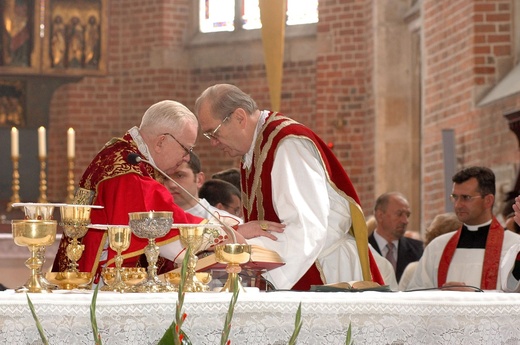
[38, 126, 46, 158]
[67, 127, 75, 158]
[11, 127, 19, 158]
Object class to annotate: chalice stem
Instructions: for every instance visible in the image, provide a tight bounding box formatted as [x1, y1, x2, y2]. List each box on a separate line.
[185, 251, 198, 282]
[145, 239, 159, 281]
[114, 250, 124, 284]
[26, 247, 44, 293]
[221, 263, 246, 293]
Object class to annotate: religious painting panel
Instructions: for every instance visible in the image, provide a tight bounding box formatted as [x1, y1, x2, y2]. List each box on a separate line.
[0, 0, 41, 74]
[42, 0, 107, 76]
[0, 79, 25, 128]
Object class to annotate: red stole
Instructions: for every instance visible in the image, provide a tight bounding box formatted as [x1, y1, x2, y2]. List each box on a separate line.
[241, 112, 383, 289]
[437, 217, 504, 289]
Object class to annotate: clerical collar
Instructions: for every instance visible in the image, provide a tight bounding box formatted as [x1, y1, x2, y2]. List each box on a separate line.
[243, 110, 268, 169]
[464, 219, 492, 231]
[128, 126, 157, 167]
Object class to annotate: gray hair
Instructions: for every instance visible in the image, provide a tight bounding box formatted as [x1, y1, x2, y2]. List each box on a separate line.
[194, 84, 258, 120]
[139, 100, 198, 136]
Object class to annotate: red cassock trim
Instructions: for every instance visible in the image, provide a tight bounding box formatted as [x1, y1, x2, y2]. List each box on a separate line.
[437, 217, 504, 289]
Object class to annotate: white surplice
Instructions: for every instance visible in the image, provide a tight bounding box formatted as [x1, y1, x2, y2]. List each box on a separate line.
[245, 112, 365, 289]
[185, 198, 243, 224]
[407, 229, 520, 290]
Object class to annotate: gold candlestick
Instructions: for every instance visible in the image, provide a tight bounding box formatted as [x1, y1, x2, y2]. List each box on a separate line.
[7, 156, 21, 212]
[66, 157, 75, 203]
[38, 156, 48, 204]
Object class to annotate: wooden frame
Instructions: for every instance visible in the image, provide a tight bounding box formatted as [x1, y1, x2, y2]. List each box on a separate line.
[0, 80, 26, 127]
[41, 0, 107, 76]
[0, 0, 107, 77]
[0, 0, 42, 75]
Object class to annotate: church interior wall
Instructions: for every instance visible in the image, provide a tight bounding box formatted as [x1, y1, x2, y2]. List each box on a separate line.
[2, 0, 520, 236]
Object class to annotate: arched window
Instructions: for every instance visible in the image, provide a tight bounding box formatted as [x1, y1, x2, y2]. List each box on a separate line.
[199, 0, 318, 33]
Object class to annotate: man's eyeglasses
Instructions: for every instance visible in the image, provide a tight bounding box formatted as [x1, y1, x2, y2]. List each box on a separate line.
[222, 203, 242, 217]
[203, 112, 232, 140]
[449, 194, 483, 202]
[163, 133, 194, 157]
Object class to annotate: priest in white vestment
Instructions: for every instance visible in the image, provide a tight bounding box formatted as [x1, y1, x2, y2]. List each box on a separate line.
[408, 166, 520, 291]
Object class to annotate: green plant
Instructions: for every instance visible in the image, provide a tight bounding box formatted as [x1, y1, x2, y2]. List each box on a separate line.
[220, 277, 240, 345]
[26, 293, 49, 345]
[345, 322, 353, 345]
[288, 302, 303, 345]
[159, 247, 192, 345]
[90, 284, 102, 344]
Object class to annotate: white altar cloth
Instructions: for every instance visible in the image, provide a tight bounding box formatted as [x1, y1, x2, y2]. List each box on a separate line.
[1, 289, 520, 344]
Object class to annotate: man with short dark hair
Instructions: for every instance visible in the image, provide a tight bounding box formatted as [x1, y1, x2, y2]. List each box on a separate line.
[212, 168, 241, 192]
[200, 179, 242, 218]
[409, 166, 520, 291]
[165, 152, 242, 221]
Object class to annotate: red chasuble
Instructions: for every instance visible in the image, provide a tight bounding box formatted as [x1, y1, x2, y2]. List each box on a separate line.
[52, 133, 202, 280]
[241, 112, 383, 290]
[437, 217, 504, 289]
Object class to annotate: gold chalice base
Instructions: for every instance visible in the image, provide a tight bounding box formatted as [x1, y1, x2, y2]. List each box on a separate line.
[46, 272, 92, 290]
[164, 272, 212, 286]
[102, 267, 147, 286]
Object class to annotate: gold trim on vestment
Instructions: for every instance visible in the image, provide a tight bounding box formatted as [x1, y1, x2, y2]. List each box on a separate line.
[246, 113, 371, 281]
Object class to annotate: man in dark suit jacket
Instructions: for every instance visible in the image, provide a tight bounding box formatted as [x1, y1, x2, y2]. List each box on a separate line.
[368, 192, 424, 282]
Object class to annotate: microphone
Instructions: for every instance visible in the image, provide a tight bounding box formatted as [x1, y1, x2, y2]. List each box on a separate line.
[126, 152, 238, 243]
[127, 153, 143, 165]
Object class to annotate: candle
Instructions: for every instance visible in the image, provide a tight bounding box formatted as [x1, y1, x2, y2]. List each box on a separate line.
[67, 127, 75, 158]
[38, 126, 46, 158]
[11, 127, 19, 158]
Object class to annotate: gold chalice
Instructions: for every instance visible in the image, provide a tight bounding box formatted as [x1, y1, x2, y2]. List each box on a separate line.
[60, 204, 101, 272]
[128, 211, 176, 292]
[215, 243, 252, 293]
[102, 267, 147, 287]
[164, 271, 212, 287]
[177, 224, 217, 292]
[12, 219, 57, 293]
[45, 271, 93, 290]
[101, 226, 132, 292]
[13, 202, 65, 290]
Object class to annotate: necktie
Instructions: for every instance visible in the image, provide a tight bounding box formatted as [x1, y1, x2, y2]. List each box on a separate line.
[385, 242, 397, 271]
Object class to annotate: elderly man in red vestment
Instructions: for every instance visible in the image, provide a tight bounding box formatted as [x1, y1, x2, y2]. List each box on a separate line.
[195, 84, 383, 290]
[52, 100, 280, 283]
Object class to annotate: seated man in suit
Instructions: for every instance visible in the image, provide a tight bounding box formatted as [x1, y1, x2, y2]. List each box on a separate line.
[369, 192, 424, 283]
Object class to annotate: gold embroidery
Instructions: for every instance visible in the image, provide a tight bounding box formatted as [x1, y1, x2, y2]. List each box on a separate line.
[73, 188, 95, 205]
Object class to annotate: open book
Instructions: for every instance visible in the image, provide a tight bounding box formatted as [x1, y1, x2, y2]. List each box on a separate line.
[310, 281, 392, 292]
[172, 245, 285, 273]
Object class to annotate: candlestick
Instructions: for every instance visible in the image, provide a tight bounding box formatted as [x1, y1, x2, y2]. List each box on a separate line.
[67, 128, 75, 159]
[38, 126, 46, 158]
[38, 157, 48, 204]
[66, 157, 75, 203]
[6, 157, 21, 212]
[11, 127, 19, 158]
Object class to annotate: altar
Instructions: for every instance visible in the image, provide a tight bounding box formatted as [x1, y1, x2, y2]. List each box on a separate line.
[1, 289, 520, 344]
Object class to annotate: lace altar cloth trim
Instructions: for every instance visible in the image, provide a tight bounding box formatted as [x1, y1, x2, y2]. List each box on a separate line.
[1, 290, 520, 344]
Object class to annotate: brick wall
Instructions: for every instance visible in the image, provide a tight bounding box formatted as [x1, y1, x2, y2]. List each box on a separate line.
[422, 0, 519, 223]
[42, 0, 520, 230]
[315, 0, 375, 208]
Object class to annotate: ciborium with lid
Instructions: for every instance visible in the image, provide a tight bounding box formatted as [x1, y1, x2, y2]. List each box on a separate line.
[128, 211, 176, 292]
